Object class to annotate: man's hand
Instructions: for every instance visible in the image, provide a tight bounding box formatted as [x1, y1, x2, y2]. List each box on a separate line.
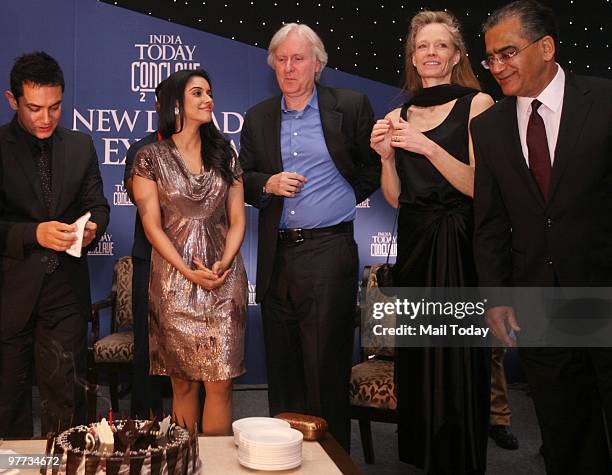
[265, 172, 307, 197]
[485, 306, 521, 347]
[36, 221, 77, 251]
[82, 221, 98, 248]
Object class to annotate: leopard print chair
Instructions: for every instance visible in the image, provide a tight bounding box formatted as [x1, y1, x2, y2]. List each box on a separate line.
[350, 264, 397, 464]
[87, 256, 134, 418]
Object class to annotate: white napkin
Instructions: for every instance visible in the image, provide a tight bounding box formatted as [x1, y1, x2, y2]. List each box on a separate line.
[66, 211, 91, 257]
[0, 449, 20, 475]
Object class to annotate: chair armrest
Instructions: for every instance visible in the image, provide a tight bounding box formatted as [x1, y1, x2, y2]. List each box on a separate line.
[89, 291, 116, 346]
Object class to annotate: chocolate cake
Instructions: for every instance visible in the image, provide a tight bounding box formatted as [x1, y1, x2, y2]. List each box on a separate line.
[42, 418, 200, 474]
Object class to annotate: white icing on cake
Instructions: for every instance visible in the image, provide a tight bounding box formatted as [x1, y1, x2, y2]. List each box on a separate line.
[97, 418, 114, 455]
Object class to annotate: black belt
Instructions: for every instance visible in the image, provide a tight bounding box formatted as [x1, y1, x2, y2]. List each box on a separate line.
[277, 221, 353, 244]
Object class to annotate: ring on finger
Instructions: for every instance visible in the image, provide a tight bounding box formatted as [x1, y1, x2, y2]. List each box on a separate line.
[392, 135, 402, 142]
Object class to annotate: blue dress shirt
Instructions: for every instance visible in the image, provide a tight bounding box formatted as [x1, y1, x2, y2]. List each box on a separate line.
[279, 88, 356, 229]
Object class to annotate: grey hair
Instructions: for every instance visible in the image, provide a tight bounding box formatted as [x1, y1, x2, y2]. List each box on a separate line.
[483, 0, 559, 47]
[267, 23, 328, 80]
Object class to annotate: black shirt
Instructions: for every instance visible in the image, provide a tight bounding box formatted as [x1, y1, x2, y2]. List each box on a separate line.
[11, 116, 54, 172]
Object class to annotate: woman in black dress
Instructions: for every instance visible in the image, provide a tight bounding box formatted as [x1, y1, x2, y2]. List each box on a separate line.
[370, 10, 494, 475]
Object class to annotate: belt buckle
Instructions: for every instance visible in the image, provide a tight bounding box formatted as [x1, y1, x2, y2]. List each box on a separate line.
[292, 229, 305, 243]
[280, 228, 304, 243]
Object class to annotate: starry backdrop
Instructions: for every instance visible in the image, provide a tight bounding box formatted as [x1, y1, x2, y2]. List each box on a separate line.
[101, 0, 611, 98]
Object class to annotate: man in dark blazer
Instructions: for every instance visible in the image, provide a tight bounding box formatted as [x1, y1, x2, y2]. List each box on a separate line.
[0, 52, 109, 437]
[471, 2, 612, 473]
[123, 79, 167, 420]
[239, 23, 379, 450]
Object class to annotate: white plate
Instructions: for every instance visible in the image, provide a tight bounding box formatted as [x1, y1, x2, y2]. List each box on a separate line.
[238, 448, 302, 461]
[239, 427, 303, 446]
[238, 443, 302, 455]
[232, 417, 290, 445]
[238, 457, 302, 471]
[238, 441, 302, 450]
[238, 454, 302, 464]
[238, 445, 302, 456]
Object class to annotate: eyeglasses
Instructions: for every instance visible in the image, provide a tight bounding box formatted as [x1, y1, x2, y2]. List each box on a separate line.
[481, 36, 545, 70]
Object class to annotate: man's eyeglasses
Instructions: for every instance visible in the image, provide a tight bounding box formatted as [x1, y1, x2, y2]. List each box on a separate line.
[481, 35, 545, 70]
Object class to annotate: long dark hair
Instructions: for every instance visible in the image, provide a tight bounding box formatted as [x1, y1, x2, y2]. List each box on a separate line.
[158, 69, 237, 184]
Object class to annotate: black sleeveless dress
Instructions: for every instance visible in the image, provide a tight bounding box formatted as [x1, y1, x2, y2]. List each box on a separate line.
[394, 93, 490, 474]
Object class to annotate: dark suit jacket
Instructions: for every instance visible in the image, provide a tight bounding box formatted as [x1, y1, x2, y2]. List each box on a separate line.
[0, 119, 110, 335]
[124, 132, 158, 261]
[472, 73, 612, 287]
[239, 84, 380, 301]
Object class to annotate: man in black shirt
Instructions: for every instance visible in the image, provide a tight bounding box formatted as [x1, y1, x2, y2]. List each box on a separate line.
[123, 80, 167, 419]
[0, 52, 109, 436]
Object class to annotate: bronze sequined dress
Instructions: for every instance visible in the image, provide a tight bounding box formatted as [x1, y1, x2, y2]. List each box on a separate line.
[133, 139, 247, 381]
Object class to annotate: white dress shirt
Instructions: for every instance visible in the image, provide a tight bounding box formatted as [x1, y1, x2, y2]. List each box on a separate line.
[516, 64, 565, 166]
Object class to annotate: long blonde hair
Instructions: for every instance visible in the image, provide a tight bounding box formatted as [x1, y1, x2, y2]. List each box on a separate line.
[403, 10, 481, 93]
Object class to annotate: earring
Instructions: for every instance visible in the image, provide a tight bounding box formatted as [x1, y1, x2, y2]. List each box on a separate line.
[174, 107, 179, 115]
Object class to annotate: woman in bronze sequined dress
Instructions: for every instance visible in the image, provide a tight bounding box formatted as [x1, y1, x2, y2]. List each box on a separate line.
[132, 69, 247, 435]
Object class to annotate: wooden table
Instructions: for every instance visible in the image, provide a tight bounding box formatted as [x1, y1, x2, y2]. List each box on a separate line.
[0, 433, 362, 474]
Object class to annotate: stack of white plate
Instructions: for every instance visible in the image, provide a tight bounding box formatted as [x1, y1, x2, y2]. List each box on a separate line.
[237, 427, 304, 471]
[232, 417, 290, 445]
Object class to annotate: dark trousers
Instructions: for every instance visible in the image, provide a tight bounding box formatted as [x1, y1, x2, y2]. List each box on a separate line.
[261, 230, 358, 451]
[519, 347, 612, 474]
[0, 268, 86, 437]
[130, 256, 164, 419]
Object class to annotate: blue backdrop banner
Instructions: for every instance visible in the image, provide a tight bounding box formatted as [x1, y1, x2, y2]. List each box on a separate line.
[0, 0, 401, 383]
